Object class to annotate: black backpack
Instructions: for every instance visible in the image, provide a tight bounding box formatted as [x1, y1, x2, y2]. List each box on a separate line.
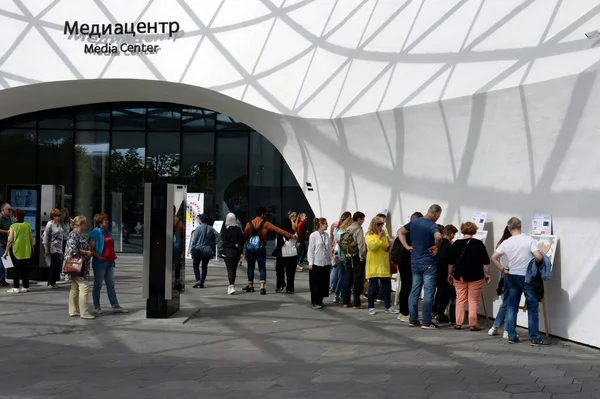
[390, 237, 403, 265]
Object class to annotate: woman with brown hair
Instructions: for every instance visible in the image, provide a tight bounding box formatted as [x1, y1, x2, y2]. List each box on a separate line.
[2, 208, 33, 293]
[43, 208, 64, 289]
[447, 222, 491, 331]
[65, 216, 94, 319]
[307, 217, 332, 309]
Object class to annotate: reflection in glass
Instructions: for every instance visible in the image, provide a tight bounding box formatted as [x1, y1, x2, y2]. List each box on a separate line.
[76, 106, 110, 130]
[148, 107, 181, 130]
[37, 130, 74, 199]
[173, 189, 186, 292]
[183, 108, 215, 130]
[111, 131, 145, 253]
[146, 131, 181, 183]
[249, 132, 282, 248]
[0, 129, 37, 196]
[215, 132, 248, 224]
[74, 131, 109, 224]
[181, 132, 214, 221]
[112, 107, 145, 130]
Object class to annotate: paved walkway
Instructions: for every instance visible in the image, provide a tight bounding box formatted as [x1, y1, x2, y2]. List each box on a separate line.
[0, 254, 598, 399]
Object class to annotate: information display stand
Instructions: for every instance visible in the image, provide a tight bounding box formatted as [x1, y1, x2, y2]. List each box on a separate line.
[520, 234, 558, 336]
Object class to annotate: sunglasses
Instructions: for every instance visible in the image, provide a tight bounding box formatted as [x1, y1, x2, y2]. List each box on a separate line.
[376, 222, 384, 227]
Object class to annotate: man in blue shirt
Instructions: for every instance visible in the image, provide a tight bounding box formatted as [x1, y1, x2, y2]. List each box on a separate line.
[398, 204, 443, 329]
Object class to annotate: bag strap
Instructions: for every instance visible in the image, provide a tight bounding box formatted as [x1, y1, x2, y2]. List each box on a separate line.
[455, 239, 472, 267]
[255, 219, 267, 234]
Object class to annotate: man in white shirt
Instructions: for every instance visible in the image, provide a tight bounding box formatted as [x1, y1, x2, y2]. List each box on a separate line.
[490, 217, 547, 346]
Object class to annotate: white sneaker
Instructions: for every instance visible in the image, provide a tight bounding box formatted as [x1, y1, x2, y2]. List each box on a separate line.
[80, 314, 95, 320]
[385, 307, 400, 314]
[69, 313, 80, 317]
[502, 330, 508, 339]
[227, 285, 235, 295]
[6, 288, 20, 293]
[488, 326, 499, 336]
[20, 288, 29, 293]
[367, 308, 377, 315]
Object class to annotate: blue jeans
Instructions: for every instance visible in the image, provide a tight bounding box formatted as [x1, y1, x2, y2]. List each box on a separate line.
[409, 263, 437, 326]
[505, 274, 541, 341]
[0, 244, 5, 283]
[334, 260, 345, 296]
[246, 251, 267, 283]
[330, 260, 344, 290]
[368, 278, 391, 309]
[493, 275, 510, 328]
[92, 262, 120, 309]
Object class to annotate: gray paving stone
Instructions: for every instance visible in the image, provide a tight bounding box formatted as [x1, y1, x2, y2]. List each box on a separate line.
[537, 378, 576, 386]
[500, 376, 540, 385]
[543, 385, 583, 394]
[551, 394, 594, 399]
[470, 393, 512, 399]
[505, 384, 546, 393]
[511, 394, 551, 399]
[429, 392, 472, 399]
[532, 370, 567, 378]
[0, 254, 597, 399]
[466, 384, 508, 393]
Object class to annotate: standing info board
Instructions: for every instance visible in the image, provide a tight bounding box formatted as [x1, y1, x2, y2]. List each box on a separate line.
[185, 193, 204, 259]
[459, 212, 488, 241]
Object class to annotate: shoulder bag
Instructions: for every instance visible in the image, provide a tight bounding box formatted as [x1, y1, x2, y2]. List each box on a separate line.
[63, 257, 83, 275]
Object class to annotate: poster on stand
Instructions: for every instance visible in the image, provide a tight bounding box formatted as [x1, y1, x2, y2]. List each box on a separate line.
[459, 230, 487, 242]
[185, 193, 204, 259]
[532, 213, 552, 235]
[471, 212, 487, 231]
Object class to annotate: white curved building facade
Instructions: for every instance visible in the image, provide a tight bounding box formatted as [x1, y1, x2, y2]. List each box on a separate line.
[1, 0, 600, 347]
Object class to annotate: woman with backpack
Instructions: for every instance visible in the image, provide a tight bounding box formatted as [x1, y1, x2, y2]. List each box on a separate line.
[243, 206, 295, 295]
[189, 214, 219, 288]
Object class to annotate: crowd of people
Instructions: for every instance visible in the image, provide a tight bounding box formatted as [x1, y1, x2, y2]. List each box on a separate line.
[0, 203, 128, 320]
[0, 201, 550, 346]
[191, 203, 550, 347]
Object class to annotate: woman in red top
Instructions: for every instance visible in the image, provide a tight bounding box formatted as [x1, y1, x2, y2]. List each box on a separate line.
[296, 213, 308, 270]
[89, 213, 128, 315]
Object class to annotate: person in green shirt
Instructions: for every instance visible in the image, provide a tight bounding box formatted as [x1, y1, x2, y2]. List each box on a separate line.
[2, 208, 33, 293]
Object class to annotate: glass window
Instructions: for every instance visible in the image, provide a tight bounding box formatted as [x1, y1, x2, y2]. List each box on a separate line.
[0, 129, 37, 196]
[181, 131, 215, 221]
[148, 106, 181, 130]
[76, 105, 111, 130]
[37, 130, 74, 198]
[145, 131, 181, 183]
[215, 131, 248, 224]
[249, 132, 282, 238]
[216, 113, 246, 130]
[182, 108, 215, 130]
[111, 131, 145, 253]
[74, 131, 109, 223]
[38, 111, 74, 129]
[112, 107, 146, 130]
